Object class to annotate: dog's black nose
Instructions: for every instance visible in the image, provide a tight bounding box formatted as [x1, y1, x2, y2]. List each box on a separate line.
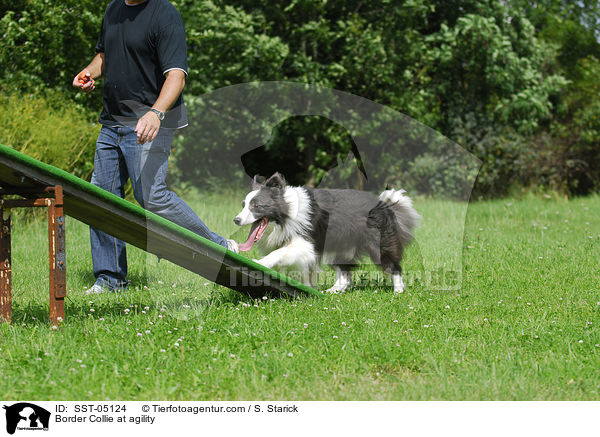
[233, 217, 241, 225]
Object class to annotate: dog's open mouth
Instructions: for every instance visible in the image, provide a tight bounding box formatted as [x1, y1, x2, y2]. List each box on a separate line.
[238, 217, 269, 252]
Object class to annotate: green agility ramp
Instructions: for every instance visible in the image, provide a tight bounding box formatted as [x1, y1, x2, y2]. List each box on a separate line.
[0, 143, 319, 300]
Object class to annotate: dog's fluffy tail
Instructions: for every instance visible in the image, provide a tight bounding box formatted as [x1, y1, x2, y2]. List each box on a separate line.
[379, 189, 421, 232]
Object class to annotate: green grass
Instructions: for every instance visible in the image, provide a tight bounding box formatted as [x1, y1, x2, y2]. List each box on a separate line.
[0, 191, 598, 400]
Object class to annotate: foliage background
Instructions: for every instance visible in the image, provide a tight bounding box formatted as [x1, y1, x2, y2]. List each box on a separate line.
[1, 0, 600, 197]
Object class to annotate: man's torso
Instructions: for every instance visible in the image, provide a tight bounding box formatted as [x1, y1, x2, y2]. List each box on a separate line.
[97, 0, 188, 128]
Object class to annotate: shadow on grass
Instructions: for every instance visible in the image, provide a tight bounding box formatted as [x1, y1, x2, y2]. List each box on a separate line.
[9, 263, 415, 326]
[9, 299, 136, 326]
[8, 272, 304, 327]
[72, 267, 151, 290]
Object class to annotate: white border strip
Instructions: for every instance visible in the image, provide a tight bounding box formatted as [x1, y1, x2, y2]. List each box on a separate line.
[163, 67, 188, 76]
[0, 401, 597, 437]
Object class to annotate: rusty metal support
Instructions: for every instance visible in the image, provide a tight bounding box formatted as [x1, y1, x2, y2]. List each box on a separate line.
[0, 205, 11, 323]
[3, 198, 53, 208]
[0, 185, 66, 326]
[48, 186, 66, 326]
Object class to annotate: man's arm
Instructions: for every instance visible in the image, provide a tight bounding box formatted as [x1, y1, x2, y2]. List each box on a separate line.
[134, 69, 186, 144]
[72, 52, 105, 93]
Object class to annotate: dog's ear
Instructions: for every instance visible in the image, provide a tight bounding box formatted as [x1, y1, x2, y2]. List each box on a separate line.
[252, 175, 266, 190]
[265, 172, 286, 190]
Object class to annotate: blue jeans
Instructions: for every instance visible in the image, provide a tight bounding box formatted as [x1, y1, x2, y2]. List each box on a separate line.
[90, 126, 228, 289]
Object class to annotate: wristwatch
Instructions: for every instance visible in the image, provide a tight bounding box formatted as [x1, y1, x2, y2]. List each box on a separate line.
[149, 108, 165, 121]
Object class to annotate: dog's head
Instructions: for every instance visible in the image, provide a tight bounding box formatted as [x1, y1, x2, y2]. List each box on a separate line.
[233, 173, 289, 251]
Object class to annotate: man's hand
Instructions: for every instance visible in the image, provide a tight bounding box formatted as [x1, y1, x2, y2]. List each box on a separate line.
[135, 111, 161, 144]
[72, 69, 95, 93]
[135, 69, 184, 143]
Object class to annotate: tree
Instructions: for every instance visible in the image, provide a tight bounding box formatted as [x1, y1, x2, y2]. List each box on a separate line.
[0, 0, 105, 108]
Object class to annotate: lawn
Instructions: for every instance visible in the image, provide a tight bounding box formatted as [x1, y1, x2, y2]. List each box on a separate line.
[0, 190, 598, 400]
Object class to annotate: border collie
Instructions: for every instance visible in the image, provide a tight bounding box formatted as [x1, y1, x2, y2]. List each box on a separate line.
[233, 173, 420, 293]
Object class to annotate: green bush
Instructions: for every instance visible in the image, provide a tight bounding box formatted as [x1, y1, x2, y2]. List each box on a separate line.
[450, 114, 526, 198]
[0, 91, 99, 180]
[2, 0, 599, 198]
[0, 0, 104, 110]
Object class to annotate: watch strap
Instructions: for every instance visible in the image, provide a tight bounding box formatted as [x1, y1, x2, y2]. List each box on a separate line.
[149, 108, 164, 120]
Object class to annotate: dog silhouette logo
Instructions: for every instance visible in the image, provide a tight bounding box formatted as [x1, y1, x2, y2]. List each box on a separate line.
[3, 403, 50, 435]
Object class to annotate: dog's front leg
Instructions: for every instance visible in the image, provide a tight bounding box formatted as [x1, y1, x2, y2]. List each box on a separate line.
[253, 250, 283, 269]
[325, 266, 353, 293]
[254, 238, 316, 270]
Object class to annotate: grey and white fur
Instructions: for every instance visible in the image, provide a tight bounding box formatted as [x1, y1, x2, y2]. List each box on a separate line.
[234, 173, 420, 293]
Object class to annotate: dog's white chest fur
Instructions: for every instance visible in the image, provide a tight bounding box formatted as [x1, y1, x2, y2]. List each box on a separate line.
[266, 187, 312, 248]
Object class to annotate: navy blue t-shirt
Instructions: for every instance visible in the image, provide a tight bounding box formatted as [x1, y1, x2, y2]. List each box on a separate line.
[96, 0, 188, 128]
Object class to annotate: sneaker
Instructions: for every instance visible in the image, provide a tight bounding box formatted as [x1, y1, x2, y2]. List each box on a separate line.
[84, 281, 125, 295]
[84, 283, 111, 295]
[226, 239, 239, 254]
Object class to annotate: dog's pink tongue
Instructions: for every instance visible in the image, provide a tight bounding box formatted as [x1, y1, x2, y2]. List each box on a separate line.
[238, 220, 261, 252]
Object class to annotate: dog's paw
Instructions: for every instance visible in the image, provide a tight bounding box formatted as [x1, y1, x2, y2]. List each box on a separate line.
[252, 258, 274, 269]
[324, 284, 348, 294]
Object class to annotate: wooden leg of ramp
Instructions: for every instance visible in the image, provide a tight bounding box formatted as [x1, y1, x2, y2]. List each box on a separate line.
[48, 186, 66, 326]
[0, 186, 66, 326]
[0, 205, 11, 323]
